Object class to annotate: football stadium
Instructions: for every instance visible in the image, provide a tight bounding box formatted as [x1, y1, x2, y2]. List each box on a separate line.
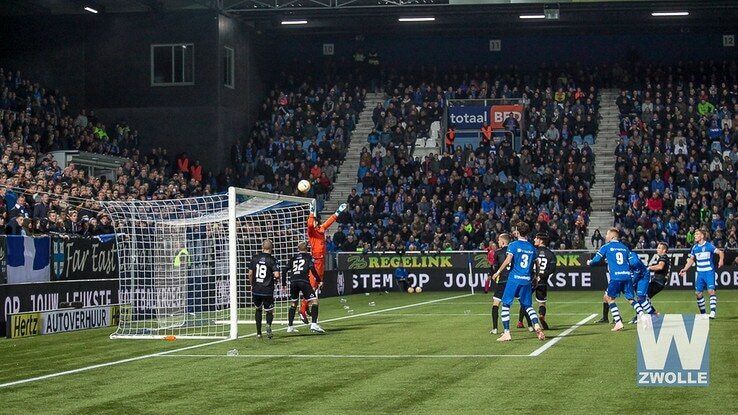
[0, 0, 737, 413]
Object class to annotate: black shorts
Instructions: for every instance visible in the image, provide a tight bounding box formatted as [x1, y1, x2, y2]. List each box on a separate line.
[648, 280, 666, 298]
[492, 280, 506, 301]
[253, 294, 274, 311]
[290, 280, 317, 302]
[534, 280, 547, 303]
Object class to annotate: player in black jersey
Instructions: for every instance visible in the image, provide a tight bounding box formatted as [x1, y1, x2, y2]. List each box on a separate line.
[487, 233, 511, 334]
[248, 240, 281, 339]
[530, 233, 557, 329]
[287, 241, 325, 334]
[645, 242, 670, 314]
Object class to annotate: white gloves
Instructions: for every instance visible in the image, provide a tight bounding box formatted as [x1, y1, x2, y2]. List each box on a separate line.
[336, 203, 347, 215]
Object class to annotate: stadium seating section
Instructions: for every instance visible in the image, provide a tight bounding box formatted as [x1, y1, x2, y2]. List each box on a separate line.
[612, 61, 738, 249]
[4, 61, 736, 253]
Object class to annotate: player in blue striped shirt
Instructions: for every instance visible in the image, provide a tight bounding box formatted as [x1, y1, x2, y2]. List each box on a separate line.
[627, 251, 652, 324]
[491, 222, 546, 342]
[679, 229, 724, 319]
[587, 228, 633, 332]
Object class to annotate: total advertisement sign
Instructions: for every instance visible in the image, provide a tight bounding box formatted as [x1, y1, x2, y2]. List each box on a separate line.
[334, 250, 738, 294]
[448, 105, 523, 130]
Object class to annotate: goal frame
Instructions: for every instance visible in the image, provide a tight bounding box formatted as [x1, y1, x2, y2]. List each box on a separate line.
[107, 187, 315, 340]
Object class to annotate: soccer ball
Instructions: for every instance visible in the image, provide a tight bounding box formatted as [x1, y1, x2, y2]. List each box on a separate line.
[415, 287, 423, 293]
[297, 180, 311, 193]
[407, 287, 415, 293]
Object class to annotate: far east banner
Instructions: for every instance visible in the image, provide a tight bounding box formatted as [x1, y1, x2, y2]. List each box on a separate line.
[334, 250, 738, 294]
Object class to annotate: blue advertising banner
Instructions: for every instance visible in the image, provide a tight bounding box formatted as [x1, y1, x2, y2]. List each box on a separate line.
[447, 105, 490, 129]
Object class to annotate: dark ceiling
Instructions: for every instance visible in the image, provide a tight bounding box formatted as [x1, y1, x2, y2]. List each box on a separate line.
[2, 0, 736, 35]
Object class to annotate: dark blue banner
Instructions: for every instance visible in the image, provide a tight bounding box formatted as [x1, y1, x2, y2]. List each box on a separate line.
[447, 105, 490, 129]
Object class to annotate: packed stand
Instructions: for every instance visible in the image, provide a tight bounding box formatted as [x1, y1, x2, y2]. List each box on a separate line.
[230, 68, 366, 212]
[611, 60, 738, 249]
[0, 68, 225, 236]
[332, 65, 603, 252]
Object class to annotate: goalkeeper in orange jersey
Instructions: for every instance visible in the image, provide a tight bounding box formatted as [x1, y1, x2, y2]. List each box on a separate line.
[299, 202, 348, 324]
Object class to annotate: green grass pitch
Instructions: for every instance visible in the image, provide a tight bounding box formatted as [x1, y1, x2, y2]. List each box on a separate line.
[0, 290, 736, 414]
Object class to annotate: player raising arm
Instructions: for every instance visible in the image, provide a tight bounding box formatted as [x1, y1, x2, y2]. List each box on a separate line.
[679, 229, 724, 319]
[248, 240, 281, 339]
[287, 242, 324, 333]
[299, 202, 348, 323]
[587, 228, 632, 332]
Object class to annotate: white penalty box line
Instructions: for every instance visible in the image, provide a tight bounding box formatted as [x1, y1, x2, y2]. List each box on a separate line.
[0, 293, 473, 390]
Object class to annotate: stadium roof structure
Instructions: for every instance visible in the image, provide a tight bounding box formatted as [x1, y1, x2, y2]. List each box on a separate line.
[2, 0, 736, 34]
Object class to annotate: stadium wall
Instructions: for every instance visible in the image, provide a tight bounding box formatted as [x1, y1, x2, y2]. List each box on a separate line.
[0, 11, 271, 170]
[273, 32, 735, 68]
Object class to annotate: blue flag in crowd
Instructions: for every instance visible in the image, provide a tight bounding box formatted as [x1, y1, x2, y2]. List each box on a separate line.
[7, 236, 50, 283]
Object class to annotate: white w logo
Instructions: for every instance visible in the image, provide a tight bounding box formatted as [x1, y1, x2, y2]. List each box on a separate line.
[637, 315, 709, 370]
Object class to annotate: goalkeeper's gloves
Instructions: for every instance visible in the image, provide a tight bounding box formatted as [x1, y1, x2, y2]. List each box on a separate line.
[336, 203, 347, 215]
[309, 203, 316, 215]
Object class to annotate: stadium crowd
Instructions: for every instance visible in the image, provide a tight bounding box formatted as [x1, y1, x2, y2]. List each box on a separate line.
[0, 68, 230, 236]
[229, 69, 366, 212]
[331, 66, 602, 252]
[611, 60, 738, 249]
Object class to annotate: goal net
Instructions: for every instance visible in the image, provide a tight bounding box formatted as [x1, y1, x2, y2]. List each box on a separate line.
[102, 187, 313, 339]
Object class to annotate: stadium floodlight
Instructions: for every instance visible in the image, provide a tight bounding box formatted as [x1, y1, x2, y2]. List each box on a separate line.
[519, 14, 546, 19]
[103, 187, 314, 340]
[84, 6, 98, 13]
[281, 20, 308, 25]
[398, 17, 435, 22]
[651, 11, 689, 17]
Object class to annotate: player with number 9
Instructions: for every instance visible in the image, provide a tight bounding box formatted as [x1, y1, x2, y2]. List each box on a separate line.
[587, 228, 633, 332]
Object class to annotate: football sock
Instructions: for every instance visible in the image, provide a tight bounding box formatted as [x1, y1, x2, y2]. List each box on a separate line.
[697, 297, 706, 314]
[288, 305, 296, 326]
[630, 300, 644, 316]
[492, 305, 499, 330]
[501, 305, 510, 331]
[709, 295, 717, 314]
[526, 307, 540, 326]
[602, 302, 609, 320]
[266, 310, 273, 327]
[255, 308, 263, 335]
[609, 302, 621, 323]
[310, 304, 319, 323]
[300, 299, 309, 316]
[539, 305, 547, 318]
[518, 307, 525, 323]
[640, 298, 655, 315]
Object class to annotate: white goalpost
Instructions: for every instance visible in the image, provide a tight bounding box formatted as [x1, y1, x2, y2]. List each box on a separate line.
[102, 187, 314, 339]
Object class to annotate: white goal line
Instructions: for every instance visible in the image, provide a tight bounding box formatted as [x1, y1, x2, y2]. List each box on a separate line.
[0, 293, 473, 390]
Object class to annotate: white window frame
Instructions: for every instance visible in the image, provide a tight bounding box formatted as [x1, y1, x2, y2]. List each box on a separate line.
[224, 46, 235, 89]
[150, 43, 195, 86]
